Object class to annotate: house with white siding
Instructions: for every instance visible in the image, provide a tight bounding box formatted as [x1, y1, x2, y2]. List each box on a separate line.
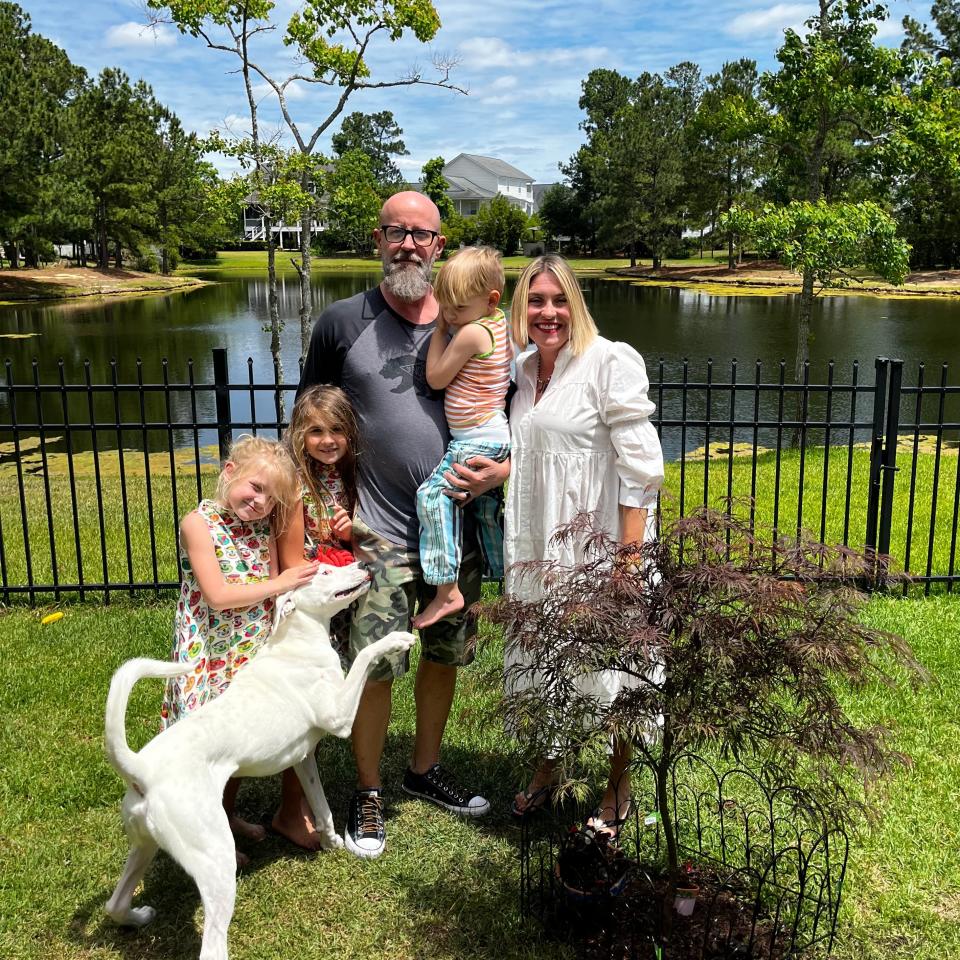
[442, 154, 535, 216]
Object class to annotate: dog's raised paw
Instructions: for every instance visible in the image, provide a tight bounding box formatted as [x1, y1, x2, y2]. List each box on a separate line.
[320, 833, 345, 851]
[382, 630, 416, 652]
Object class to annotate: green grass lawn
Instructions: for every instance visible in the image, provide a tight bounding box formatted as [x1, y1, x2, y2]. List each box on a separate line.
[176, 251, 650, 277]
[0, 594, 958, 959]
[2, 445, 956, 600]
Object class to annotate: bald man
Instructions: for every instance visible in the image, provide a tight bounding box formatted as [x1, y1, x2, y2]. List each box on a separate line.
[296, 192, 510, 858]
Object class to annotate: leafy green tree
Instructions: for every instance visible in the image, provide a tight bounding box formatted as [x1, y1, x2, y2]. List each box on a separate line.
[898, 4, 960, 265]
[537, 183, 589, 252]
[474, 194, 528, 254]
[692, 59, 763, 268]
[421, 155, 454, 220]
[0, 2, 84, 267]
[63, 68, 163, 269]
[322, 149, 382, 253]
[151, 0, 464, 360]
[153, 109, 225, 273]
[332, 110, 408, 186]
[721, 200, 910, 287]
[753, 0, 920, 382]
[566, 64, 701, 268]
[902, 0, 960, 82]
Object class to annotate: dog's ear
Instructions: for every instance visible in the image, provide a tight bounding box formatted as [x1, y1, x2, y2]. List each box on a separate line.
[273, 590, 297, 630]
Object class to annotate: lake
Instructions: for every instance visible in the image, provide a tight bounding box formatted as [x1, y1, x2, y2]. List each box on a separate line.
[2, 270, 959, 459]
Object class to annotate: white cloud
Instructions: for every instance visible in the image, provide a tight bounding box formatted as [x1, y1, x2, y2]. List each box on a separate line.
[725, 3, 810, 38]
[105, 21, 177, 49]
[459, 37, 608, 70]
[874, 18, 904, 41]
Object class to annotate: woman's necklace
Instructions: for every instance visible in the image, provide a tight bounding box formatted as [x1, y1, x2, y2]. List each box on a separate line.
[535, 355, 552, 394]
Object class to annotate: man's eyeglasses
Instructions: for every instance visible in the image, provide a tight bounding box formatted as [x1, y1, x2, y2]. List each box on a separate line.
[379, 225, 439, 245]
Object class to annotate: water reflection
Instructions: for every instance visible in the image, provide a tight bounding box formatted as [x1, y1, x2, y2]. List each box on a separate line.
[2, 271, 959, 460]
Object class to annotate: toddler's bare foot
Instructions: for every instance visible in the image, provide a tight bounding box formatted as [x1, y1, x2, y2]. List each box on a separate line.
[413, 584, 464, 629]
[229, 814, 267, 843]
[235, 848, 251, 870]
[271, 798, 323, 852]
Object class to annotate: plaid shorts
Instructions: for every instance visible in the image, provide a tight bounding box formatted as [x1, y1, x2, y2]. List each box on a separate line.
[348, 516, 481, 682]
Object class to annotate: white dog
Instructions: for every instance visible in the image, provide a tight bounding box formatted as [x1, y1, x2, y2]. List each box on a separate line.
[103, 560, 415, 960]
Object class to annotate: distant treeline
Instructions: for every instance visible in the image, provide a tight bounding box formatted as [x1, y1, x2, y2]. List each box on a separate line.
[535, 0, 960, 271]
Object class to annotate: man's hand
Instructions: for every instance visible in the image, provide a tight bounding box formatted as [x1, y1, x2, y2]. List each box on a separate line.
[443, 455, 511, 504]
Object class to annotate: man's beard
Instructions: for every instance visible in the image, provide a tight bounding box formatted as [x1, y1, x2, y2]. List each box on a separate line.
[381, 251, 435, 302]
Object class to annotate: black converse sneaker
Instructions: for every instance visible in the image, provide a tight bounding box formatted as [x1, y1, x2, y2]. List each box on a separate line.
[344, 788, 386, 859]
[401, 763, 490, 817]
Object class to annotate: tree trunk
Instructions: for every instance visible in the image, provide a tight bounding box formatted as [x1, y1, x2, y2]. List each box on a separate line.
[629, 239, 637, 269]
[298, 191, 313, 362]
[791, 266, 816, 446]
[726, 158, 736, 271]
[160, 211, 169, 275]
[265, 217, 284, 419]
[114, 241, 122, 269]
[97, 198, 109, 270]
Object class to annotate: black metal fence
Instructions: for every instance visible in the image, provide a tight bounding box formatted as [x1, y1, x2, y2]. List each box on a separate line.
[1, 350, 958, 602]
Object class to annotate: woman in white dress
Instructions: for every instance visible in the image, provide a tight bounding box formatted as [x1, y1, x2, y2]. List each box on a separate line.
[505, 254, 664, 831]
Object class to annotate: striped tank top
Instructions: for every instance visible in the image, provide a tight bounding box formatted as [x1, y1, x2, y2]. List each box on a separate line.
[444, 308, 512, 430]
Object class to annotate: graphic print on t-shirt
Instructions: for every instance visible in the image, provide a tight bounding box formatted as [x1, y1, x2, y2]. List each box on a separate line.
[380, 350, 441, 400]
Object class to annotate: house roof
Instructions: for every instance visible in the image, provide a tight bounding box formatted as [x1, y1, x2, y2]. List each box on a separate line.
[447, 153, 534, 182]
[444, 175, 498, 200]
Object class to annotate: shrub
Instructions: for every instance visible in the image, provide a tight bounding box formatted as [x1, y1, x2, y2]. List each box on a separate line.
[482, 506, 923, 880]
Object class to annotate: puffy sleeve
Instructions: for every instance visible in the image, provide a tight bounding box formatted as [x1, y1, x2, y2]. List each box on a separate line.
[599, 342, 664, 509]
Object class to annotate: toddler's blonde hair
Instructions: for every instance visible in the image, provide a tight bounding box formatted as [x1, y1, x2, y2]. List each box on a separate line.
[214, 435, 299, 534]
[434, 245, 504, 307]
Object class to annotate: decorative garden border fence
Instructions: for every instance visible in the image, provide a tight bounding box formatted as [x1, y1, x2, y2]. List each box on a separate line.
[1, 350, 958, 602]
[520, 754, 849, 960]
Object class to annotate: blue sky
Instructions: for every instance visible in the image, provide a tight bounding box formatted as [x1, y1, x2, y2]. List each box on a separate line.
[22, 0, 928, 183]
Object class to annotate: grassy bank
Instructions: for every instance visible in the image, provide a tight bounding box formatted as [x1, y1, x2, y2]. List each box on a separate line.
[0, 267, 207, 306]
[0, 592, 957, 959]
[1, 444, 956, 599]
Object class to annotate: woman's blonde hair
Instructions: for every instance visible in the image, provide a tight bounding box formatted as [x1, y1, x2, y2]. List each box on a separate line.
[509, 253, 598, 356]
[215, 435, 299, 533]
[285, 386, 360, 540]
[434, 245, 504, 307]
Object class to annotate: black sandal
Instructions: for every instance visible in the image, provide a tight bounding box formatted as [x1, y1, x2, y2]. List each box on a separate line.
[588, 797, 635, 839]
[510, 784, 552, 819]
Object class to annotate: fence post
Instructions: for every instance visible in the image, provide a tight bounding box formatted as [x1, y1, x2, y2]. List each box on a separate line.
[213, 348, 232, 462]
[865, 357, 889, 555]
[877, 359, 903, 562]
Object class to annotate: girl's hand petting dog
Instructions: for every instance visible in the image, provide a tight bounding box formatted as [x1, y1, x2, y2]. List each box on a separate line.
[274, 561, 321, 593]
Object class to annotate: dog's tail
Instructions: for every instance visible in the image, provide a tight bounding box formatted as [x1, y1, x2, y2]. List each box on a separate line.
[104, 658, 187, 782]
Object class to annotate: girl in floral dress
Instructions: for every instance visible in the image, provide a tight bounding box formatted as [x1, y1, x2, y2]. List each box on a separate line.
[161, 435, 320, 859]
[271, 385, 361, 849]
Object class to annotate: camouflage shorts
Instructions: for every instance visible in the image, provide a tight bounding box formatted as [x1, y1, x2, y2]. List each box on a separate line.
[348, 516, 481, 682]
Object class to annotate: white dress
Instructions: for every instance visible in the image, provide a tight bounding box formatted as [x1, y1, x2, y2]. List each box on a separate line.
[504, 336, 665, 707]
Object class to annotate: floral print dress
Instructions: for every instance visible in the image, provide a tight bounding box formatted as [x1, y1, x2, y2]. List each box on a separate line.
[301, 464, 344, 557]
[161, 499, 275, 728]
[301, 465, 353, 657]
